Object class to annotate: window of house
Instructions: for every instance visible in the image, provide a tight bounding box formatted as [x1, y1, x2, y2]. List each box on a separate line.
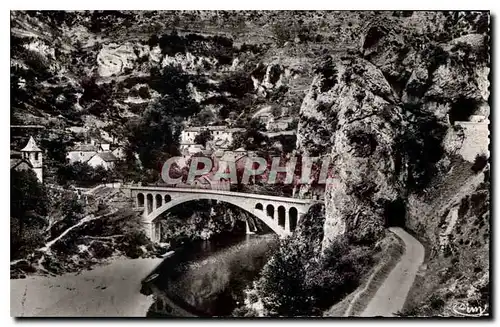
[35, 153, 39, 161]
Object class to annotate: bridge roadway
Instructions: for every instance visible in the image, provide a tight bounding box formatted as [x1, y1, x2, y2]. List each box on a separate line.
[127, 186, 316, 241]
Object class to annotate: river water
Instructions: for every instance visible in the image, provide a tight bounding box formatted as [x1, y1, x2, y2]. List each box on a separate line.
[144, 233, 278, 317]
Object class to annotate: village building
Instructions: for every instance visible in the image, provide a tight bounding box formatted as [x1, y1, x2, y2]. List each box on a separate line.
[111, 145, 127, 160]
[10, 136, 43, 183]
[87, 152, 119, 170]
[180, 125, 245, 149]
[266, 116, 294, 131]
[66, 143, 100, 164]
[257, 112, 274, 125]
[66, 139, 120, 170]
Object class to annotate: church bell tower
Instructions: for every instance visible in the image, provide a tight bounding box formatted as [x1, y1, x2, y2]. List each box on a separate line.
[20, 136, 43, 183]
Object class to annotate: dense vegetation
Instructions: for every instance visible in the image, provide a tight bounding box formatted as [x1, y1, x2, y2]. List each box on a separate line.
[234, 204, 376, 316]
[11, 170, 48, 259]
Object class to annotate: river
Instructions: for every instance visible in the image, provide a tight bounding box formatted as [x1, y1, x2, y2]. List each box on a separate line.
[143, 233, 278, 317]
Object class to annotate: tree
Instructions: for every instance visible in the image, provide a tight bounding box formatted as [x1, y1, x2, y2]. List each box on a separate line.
[56, 193, 85, 230]
[230, 119, 269, 151]
[271, 106, 282, 117]
[11, 169, 48, 224]
[272, 23, 293, 46]
[194, 130, 213, 147]
[257, 238, 313, 316]
[128, 66, 201, 171]
[219, 71, 254, 98]
[56, 162, 114, 186]
[11, 169, 48, 258]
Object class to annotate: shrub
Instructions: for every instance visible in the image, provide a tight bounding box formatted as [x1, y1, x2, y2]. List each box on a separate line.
[219, 71, 254, 98]
[193, 130, 213, 147]
[232, 306, 258, 317]
[395, 113, 447, 191]
[119, 231, 149, 258]
[90, 242, 114, 259]
[471, 153, 488, 173]
[255, 212, 374, 317]
[272, 23, 293, 46]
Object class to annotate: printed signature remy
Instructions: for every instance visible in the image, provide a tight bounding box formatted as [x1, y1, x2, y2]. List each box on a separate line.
[451, 301, 489, 317]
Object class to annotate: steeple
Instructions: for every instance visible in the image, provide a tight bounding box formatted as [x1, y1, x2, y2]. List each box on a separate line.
[21, 136, 42, 152]
[20, 136, 43, 183]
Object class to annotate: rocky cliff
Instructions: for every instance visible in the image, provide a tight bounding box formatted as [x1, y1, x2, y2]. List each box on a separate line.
[295, 11, 490, 315]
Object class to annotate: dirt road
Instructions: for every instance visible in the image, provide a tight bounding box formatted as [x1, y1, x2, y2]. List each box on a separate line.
[360, 227, 425, 317]
[11, 258, 162, 317]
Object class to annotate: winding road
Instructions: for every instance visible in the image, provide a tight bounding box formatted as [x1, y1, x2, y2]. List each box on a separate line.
[360, 227, 425, 317]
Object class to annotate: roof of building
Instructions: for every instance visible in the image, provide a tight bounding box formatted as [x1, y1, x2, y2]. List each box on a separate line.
[273, 116, 294, 123]
[69, 144, 101, 152]
[184, 126, 245, 133]
[10, 158, 32, 170]
[21, 136, 42, 152]
[96, 152, 119, 162]
[66, 151, 97, 164]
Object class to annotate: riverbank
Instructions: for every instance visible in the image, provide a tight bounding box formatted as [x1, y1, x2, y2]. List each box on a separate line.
[11, 257, 162, 317]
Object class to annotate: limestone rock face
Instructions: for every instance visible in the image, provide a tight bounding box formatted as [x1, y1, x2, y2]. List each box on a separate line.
[296, 13, 490, 250]
[298, 56, 404, 249]
[97, 43, 150, 77]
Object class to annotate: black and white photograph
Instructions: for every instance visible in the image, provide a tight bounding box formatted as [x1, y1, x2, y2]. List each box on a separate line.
[9, 9, 491, 318]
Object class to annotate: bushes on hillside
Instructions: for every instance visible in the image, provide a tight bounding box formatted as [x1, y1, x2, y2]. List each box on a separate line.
[11, 169, 49, 260]
[254, 235, 375, 316]
[219, 71, 254, 98]
[240, 203, 375, 317]
[89, 241, 114, 259]
[395, 112, 447, 192]
[118, 231, 149, 259]
[57, 162, 116, 187]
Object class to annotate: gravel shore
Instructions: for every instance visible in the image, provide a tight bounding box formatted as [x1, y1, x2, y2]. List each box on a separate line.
[11, 257, 162, 317]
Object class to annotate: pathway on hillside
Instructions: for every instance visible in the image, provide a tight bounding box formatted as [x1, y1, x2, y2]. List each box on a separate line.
[360, 227, 425, 317]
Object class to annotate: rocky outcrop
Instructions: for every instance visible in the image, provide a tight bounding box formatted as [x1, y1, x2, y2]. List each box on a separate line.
[296, 12, 489, 251]
[297, 56, 403, 249]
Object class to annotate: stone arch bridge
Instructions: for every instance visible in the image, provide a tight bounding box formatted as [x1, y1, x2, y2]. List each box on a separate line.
[127, 186, 315, 241]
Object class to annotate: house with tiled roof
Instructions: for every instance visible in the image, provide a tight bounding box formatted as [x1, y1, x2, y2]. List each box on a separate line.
[66, 138, 120, 170]
[87, 152, 119, 170]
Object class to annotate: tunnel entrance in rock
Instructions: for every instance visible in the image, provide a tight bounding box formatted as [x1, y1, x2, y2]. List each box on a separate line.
[384, 198, 406, 227]
[449, 97, 479, 125]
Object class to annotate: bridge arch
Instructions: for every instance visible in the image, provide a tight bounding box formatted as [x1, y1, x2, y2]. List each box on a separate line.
[137, 193, 144, 207]
[155, 194, 163, 208]
[289, 207, 298, 232]
[146, 193, 153, 214]
[278, 205, 286, 228]
[266, 204, 275, 219]
[255, 203, 263, 210]
[144, 193, 288, 237]
[165, 194, 171, 203]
